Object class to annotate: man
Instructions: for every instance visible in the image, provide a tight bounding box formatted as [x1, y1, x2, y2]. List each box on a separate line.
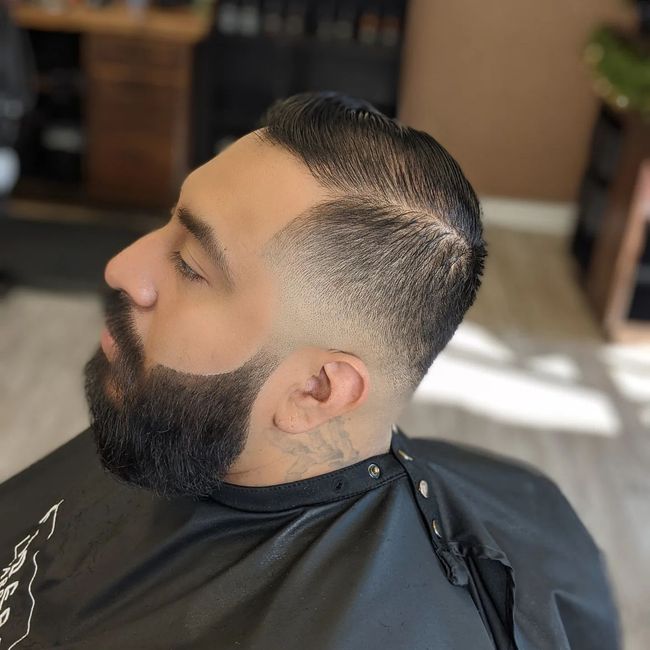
[0, 92, 619, 649]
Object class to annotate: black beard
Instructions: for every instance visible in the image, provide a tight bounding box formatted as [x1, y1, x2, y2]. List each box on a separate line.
[83, 290, 278, 499]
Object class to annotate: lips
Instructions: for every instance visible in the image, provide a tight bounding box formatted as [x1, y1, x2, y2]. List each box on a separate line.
[100, 326, 118, 361]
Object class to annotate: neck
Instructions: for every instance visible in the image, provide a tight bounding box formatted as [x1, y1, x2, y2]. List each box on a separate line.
[223, 418, 393, 487]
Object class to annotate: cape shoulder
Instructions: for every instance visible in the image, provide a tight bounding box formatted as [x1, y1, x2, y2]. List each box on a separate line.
[1, 428, 97, 494]
[402, 435, 621, 649]
[403, 434, 600, 558]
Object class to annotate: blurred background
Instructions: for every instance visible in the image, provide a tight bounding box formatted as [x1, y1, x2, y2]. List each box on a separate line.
[1, 0, 649, 647]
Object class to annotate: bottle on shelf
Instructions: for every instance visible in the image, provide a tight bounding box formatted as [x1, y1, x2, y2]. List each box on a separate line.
[378, 0, 401, 47]
[261, 0, 284, 37]
[239, 0, 262, 36]
[334, 1, 356, 42]
[315, 0, 336, 41]
[216, 0, 241, 34]
[285, 0, 307, 38]
[357, 1, 381, 45]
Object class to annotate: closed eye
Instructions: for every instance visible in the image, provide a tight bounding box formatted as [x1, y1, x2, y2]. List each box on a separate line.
[169, 250, 205, 283]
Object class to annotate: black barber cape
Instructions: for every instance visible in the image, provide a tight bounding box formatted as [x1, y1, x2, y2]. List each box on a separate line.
[0, 425, 619, 649]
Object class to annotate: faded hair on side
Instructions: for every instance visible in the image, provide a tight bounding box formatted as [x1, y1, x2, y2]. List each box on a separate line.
[257, 91, 486, 400]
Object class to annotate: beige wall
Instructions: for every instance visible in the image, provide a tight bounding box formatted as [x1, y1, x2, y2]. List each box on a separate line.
[398, 0, 636, 201]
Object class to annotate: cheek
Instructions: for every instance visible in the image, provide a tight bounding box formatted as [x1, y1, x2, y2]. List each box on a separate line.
[144, 275, 277, 374]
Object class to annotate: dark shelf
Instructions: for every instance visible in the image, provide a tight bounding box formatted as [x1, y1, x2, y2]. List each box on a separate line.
[571, 103, 650, 332]
[193, 4, 407, 165]
[210, 30, 401, 57]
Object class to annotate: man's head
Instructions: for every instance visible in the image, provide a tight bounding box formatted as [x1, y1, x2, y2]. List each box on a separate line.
[84, 91, 486, 498]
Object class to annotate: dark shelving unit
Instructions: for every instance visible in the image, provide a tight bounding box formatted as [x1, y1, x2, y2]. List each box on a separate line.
[571, 102, 650, 340]
[14, 29, 85, 196]
[571, 105, 624, 276]
[629, 224, 650, 321]
[193, 0, 408, 165]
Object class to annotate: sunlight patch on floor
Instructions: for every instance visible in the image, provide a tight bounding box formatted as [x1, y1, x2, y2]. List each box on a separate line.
[413, 323, 626, 436]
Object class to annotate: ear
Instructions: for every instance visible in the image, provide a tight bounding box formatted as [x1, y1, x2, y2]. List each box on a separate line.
[273, 358, 370, 434]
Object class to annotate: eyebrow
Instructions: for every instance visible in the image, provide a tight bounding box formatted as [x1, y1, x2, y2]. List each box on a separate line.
[175, 205, 236, 291]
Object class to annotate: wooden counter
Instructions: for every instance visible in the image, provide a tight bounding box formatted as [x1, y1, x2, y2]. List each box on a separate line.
[11, 2, 211, 44]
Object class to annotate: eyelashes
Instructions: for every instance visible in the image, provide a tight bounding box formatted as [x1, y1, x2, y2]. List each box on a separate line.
[168, 250, 205, 283]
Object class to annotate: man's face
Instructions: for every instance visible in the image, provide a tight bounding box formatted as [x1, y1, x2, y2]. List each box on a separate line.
[84, 131, 330, 498]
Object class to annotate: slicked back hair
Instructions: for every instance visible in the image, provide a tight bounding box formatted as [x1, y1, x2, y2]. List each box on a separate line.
[256, 91, 486, 400]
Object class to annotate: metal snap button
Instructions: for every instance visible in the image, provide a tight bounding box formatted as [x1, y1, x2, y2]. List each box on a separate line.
[368, 463, 381, 479]
[431, 519, 443, 538]
[418, 480, 429, 498]
[397, 449, 413, 461]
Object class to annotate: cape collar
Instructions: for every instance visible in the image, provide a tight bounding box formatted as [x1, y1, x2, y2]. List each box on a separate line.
[210, 425, 408, 512]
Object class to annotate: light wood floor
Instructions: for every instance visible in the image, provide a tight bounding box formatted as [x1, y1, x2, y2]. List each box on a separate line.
[1, 223, 648, 649]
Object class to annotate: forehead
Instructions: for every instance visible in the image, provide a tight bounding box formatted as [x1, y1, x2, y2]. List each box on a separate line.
[178, 131, 331, 263]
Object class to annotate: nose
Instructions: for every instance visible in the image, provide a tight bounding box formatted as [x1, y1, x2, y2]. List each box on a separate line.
[104, 230, 161, 309]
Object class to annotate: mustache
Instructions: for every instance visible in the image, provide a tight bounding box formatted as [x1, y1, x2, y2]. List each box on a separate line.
[102, 289, 143, 361]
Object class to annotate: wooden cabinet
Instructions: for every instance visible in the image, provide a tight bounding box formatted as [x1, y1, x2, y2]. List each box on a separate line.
[84, 34, 193, 207]
[10, 3, 210, 209]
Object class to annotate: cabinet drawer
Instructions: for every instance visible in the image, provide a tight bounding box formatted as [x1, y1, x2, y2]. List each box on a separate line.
[87, 132, 178, 206]
[87, 79, 182, 137]
[85, 34, 190, 86]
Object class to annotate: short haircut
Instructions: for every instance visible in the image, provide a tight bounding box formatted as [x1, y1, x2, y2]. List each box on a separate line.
[257, 91, 486, 400]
